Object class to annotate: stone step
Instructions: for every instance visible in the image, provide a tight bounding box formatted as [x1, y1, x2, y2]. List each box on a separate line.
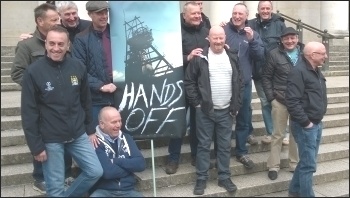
[1, 62, 12, 69]
[329, 46, 350, 52]
[1, 56, 14, 62]
[329, 56, 349, 61]
[140, 158, 349, 197]
[251, 92, 348, 110]
[255, 178, 349, 197]
[1, 75, 14, 83]
[1, 160, 348, 198]
[329, 52, 349, 56]
[252, 102, 348, 122]
[322, 70, 349, 77]
[1, 46, 16, 56]
[1, 123, 348, 167]
[328, 61, 350, 66]
[1, 68, 11, 76]
[1, 83, 21, 92]
[1, 139, 348, 188]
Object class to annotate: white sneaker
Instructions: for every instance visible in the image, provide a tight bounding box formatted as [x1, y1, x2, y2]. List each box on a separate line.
[261, 135, 272, 144]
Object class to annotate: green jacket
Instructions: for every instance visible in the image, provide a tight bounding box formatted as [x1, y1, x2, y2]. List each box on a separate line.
[11, 28, 45, 86]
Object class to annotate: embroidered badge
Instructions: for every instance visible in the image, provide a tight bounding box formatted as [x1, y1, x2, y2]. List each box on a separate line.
[45, 82, 54, 91]
[71, 76, 78, 86]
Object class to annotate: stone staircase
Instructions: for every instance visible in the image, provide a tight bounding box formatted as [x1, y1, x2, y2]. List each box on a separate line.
[1, 45, 349, 197]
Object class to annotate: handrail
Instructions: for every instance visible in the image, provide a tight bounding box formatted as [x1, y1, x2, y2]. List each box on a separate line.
[276, 10, 348, 71]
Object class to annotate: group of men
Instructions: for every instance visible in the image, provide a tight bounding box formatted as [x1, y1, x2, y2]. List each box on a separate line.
[13, 1, 328, 197]
[13, 1, 145, 197]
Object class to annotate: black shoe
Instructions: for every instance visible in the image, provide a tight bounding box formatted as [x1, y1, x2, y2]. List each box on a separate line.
[218, 178, 237, 192]
[165, 161, 179, 175]
[237, 155, 255, 169]
[268, 170, 278, 180]
[33, 180, 46, 194]
[191, 157, 196, 166]
[193, 179, 207, 195]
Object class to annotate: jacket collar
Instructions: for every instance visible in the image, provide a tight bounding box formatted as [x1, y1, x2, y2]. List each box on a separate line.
[227, 18, 248, 34]
[95, 125, 122, 143]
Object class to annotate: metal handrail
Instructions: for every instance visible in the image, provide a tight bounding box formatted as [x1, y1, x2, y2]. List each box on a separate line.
[276, 10, 348, 71]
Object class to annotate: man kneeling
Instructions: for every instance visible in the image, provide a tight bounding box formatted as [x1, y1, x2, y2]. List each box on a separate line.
[90, 107, 146, 197]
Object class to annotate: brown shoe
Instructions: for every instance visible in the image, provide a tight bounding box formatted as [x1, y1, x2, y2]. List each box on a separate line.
[247, 135, 258, 145]
[261, 135, 272, 144]
[165, 161, 179, 175]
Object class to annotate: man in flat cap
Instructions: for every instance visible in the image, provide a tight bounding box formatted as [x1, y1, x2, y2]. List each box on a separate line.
[72, 1, 116, 148]
[262, 27, 301, 180]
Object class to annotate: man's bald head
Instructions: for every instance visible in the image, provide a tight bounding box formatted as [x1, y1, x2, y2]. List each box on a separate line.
[303, 41, 328, 68]
[208, 26, 226, 54]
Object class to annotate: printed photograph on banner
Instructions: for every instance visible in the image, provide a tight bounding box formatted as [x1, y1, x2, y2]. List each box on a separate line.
[109, 1, 186, 139]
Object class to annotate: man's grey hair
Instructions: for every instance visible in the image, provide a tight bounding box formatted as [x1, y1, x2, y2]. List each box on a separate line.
[56, 1, 78, 13]
[183, 1, 199, 13]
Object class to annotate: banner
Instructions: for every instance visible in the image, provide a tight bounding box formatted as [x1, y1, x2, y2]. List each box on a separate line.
[109, 1, 186, 139]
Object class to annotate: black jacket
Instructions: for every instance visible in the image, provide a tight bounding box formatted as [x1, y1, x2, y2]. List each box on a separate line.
[201, 12, 211, 29]
[262, 43, 304, 105]
[184, 46, 244, 117]
[285, 56, 327, 127]
[180, 14, 209, 70]
[61, 18, 91, 44]
[21, 55, 93, 156]
[248, 13, 286, 80]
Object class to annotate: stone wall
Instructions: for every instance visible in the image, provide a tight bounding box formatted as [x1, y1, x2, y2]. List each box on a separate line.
[1, 1, 39, 46]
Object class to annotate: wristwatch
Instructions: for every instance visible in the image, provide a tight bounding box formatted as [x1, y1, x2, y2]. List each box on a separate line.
[100, 86, 104, 91]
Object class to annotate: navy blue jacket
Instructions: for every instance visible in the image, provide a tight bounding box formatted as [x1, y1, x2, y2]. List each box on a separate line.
[223, 19, 265, 84]
[21, 55, 93, 156]
[72, 24, 114, 106]
[92, 127, 146, 192]
[61, 18, 91, 44]
[248, 13, 286, 80]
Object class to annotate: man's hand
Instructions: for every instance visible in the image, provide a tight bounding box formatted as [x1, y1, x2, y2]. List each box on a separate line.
[100, 83, 117, 93]
[305, 122, 314, 129]
[19, 33, 33, 41]
[34, 150, 47, 162]
[219, 21, 228, 27]
[187, 48, 203, 61]
[89, 133, 100, 149]
[244, 27, 254, 41]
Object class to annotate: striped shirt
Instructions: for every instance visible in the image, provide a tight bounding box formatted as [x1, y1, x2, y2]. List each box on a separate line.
[208, 48, 232, 109]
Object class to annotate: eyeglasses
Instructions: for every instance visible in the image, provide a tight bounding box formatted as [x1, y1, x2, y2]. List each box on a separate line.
[312, 52, 327, 56]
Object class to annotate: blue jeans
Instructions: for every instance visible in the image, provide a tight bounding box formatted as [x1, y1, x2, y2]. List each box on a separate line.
[32, 149, 73, 182]
[168, 105, 197, 162]
[196, 108, 232, 181]
[42, 133, 103, 197]
[289, 120, 323, 197]
[90, 189, 143, 197]
[235, 81, 253, 157]
[254, 79, 273, 135]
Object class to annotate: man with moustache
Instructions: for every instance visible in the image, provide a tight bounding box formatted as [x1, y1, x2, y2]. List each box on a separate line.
[223, 3, 265, 169]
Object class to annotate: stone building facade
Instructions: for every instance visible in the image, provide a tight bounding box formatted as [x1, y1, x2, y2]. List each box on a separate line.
[1, 1, 348, 46]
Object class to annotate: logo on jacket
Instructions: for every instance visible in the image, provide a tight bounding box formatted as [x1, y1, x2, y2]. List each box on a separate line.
[71, 76, 79, 86]
[45, 82, 54, 91]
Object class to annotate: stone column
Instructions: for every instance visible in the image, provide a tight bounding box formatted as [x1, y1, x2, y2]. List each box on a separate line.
[244, 1, 259, 20]
[208, 1, 240, 26]
[320, 1, 349, 36]
[73, 1, 90, 20]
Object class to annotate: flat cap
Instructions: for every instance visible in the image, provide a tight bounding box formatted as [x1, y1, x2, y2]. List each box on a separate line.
[281, 27, 298, 37]
[86, 1, 109, 12]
